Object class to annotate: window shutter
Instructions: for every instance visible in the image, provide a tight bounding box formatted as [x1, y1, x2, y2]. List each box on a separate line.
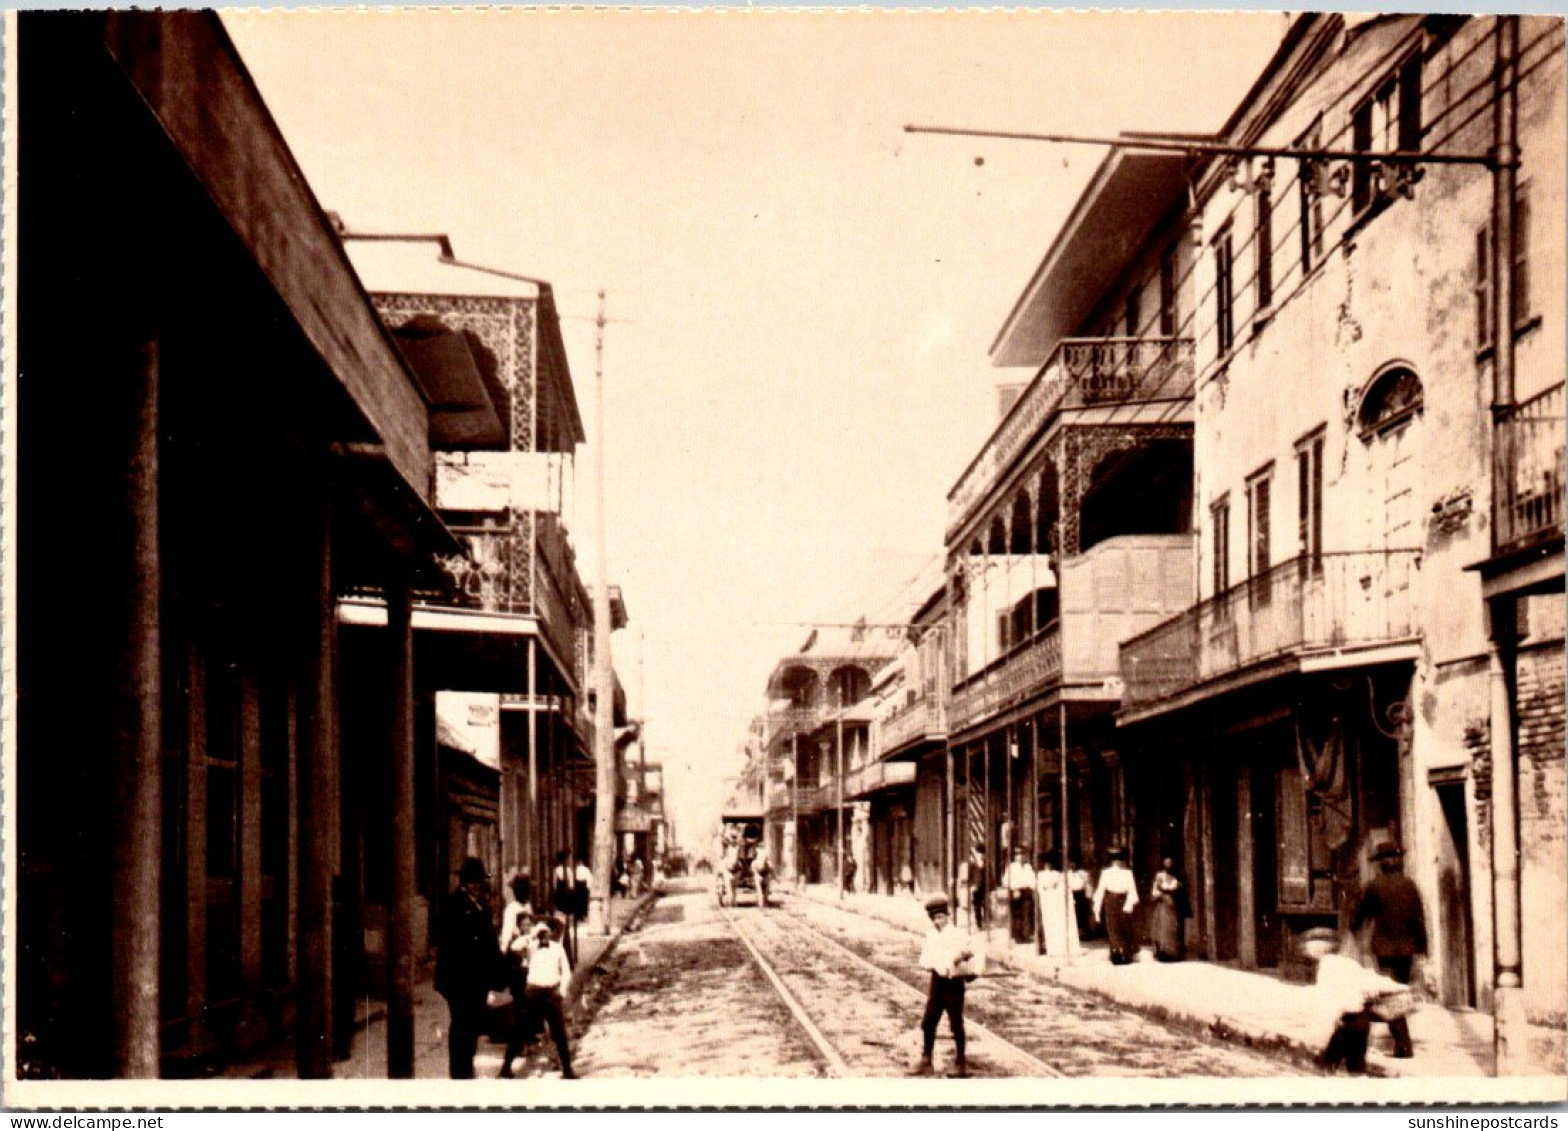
[1513, 187, 1531, 326]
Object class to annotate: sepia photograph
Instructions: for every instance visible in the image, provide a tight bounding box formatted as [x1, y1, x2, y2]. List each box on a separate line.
[2, 4, 1565, 1110]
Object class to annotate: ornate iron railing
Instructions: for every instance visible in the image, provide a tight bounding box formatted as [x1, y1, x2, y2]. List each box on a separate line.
[1495, 383, 1565, 554]
[948, 336, 1194, 531]
[1119, 550, 1421, 710]
[438, 514, 585, 683]
[879, 695, 943, 755]
[846, 760, 917, 799]
[947, 624, 1063, 733]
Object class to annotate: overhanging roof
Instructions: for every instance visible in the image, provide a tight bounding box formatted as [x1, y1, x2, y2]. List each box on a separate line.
[990, 148, 1198, 368]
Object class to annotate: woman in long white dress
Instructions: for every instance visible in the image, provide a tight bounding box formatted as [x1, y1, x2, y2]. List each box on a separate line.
[1035, 851, 1081, 959]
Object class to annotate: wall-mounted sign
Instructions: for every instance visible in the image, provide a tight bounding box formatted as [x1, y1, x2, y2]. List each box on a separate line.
[436, 451, 565, 513]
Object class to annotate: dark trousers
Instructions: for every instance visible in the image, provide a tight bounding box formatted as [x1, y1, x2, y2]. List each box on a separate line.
[501, 971, 541, 1069]
[526, 985, 573, 1074]
[970, 886, 987, 928]
[920, 974, 967, 1060]
[1009, 891, 1035, 943]
[1376, 956, 1415, 1057]
[446, 994, 486, 1079]
[1322, 1010, 1371, 1073]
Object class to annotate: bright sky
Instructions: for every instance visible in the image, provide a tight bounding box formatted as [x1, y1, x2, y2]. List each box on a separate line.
[223, 7, 1287, 848]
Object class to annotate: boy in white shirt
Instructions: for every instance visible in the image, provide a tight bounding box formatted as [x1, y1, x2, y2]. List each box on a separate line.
[915, 896, 974, 1077]
[524, 918, 577, 1078]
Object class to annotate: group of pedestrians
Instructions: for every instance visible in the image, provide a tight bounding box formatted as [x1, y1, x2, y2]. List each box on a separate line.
[966, 843, 1189, 965]
[434, 857, 583, 1080]
[921, 837, 1429, 1077]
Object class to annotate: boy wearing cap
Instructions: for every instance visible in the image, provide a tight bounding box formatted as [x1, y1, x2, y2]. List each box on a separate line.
[915, 896, 973, 1077]
[524, 917, 578, 1078]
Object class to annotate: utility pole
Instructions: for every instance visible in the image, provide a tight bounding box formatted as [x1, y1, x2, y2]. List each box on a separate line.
[836, 683, 845, 899]
[589, 289, 616, 935]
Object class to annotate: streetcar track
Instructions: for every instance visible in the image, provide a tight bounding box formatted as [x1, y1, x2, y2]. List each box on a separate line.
[767, 902, 1065, 1078]
[720, 903, 850, 1077]
[786, 895, 1306, 1077]
[722, 898, 1061, 1078]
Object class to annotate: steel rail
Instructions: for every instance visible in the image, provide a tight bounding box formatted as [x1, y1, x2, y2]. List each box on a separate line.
[770, 900, 1065, 1078]
[720, 903, 851, 1078]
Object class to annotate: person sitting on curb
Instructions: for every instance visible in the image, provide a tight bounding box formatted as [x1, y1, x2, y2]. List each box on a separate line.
[524, 917, 578, 1079]
[914, 895, 974, 1078]
[1302, 926, 1409, 1074]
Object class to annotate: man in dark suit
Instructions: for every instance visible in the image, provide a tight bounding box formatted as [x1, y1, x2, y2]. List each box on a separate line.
[1352, 840, 1427, 1058]
[435, 856, 503, 1078]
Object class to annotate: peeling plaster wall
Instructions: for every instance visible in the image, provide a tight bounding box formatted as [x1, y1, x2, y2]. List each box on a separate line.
[1188, 16, 1566, 1021]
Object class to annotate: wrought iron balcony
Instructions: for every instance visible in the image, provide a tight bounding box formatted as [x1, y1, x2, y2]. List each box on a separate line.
[879, 695, 945, 756]
[846, 760, 917, 800]
[1494, 383, 1565, 556]
[437, 514, 584, 681]
[948, 625, 1062, 734]
[948, 336, 1194, 531]
[1119, 550, 1422, 713]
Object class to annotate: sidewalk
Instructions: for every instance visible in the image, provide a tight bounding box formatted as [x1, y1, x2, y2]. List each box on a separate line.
[223, 892, 654, 1080]
[797, 884, 1566, 1079]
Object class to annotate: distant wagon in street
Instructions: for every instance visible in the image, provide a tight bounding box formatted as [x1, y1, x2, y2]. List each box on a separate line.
[717, 811, 772, 908]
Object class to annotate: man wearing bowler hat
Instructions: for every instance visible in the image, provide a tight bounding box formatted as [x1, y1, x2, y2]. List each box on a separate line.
[1352, 840, 1427, 1058]
[435, 856, 504, 1078]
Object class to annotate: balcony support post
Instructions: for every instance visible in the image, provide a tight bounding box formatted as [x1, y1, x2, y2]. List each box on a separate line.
[386, 571, 416, 1079]
[945, 741, 956, 914]
[1488, 599, 1526, 1074]
[983, 736, 992, 943]
[527, 638, 539, 882]
[111, 318, 162, 1080]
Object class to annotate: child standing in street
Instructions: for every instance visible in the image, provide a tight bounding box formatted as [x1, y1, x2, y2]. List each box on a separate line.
[914, 896, 974, 1078]
[524, 918, 578, 1079]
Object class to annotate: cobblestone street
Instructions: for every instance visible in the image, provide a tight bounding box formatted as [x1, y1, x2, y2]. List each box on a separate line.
[503, 884, 1312, 1078]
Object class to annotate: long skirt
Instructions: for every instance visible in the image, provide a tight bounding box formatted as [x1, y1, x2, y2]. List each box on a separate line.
[1008, 891, 1035, 943]
[1039, 885, 1081, 958]
[1103, 891, 1138, 964]
[1150, 894, 1184, 961]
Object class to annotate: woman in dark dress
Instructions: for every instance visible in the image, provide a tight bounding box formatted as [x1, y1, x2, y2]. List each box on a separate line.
[1149, 857, 1187, 962]
[1092, 846, 1141, 965]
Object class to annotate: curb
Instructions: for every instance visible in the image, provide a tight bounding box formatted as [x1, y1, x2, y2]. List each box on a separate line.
[565, 891, 658, 1014]
[796, 887, 1344, 1076]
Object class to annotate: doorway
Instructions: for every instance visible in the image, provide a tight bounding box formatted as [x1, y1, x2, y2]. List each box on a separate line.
[1433, 776, 1476, 1007]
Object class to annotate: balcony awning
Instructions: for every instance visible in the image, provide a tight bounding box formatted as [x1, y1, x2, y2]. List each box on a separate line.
[392, 317, 507, 450]
[991, 148, 1198, 368]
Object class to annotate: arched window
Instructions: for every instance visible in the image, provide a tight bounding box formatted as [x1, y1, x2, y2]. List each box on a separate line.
[1358, 365, 1423, 439]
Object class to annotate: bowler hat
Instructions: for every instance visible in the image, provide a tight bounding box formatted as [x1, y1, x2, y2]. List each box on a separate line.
[1370, 840, 1404, 862]
[1106, 845, 1128, 861]
[456, 856, 489, 885]
[1301, 925, 1338, 944]
[924, 895, 950, 917]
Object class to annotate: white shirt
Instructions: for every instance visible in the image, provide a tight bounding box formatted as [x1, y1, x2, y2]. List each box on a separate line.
[574, 863, 592, 884]
[918, 923, 971, 979]
[526, 939, 574, 990]
[1093, 864, 1139, 917]
[1036, 867, 1067, 900]
[498, 900, 533, 955]
[1004, 861, 1036, 891]
[1068, 869, 1088, 894]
